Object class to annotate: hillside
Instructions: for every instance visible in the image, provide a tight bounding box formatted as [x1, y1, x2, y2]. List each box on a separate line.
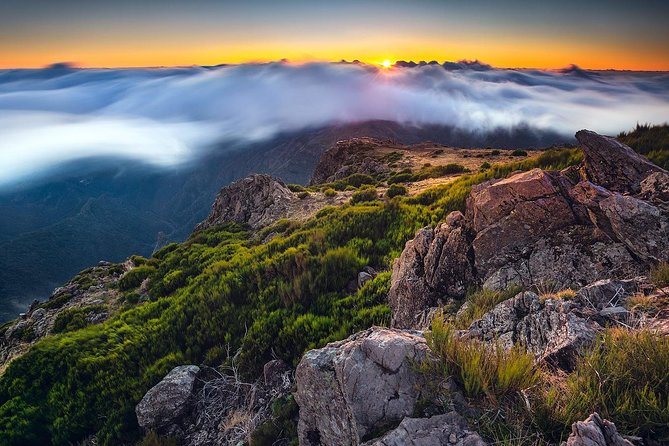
[0, 129, 667, 446]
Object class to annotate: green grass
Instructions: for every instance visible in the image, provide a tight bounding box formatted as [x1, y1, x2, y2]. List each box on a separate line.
[618, 123, 669, 170]
[650, 262, 669, 288]
[455, 286, 523, 329]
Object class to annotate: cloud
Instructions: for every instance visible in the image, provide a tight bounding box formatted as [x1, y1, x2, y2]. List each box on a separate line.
[0, 61, 668, 185]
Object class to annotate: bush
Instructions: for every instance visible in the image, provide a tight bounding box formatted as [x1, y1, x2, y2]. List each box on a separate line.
[323, 188, 336, 197]
[350, 187, 378, 204]
[385, 184, 407, 198]
[343, 173, 376, 188]
[544, 328, 669, 441]
[387, 172, 414, 184]
[414, 163, 467, 180]
[618, 123, 669, 170]
[511, 149, 528, 157]
[297, 191, 310, 199]
[118, 265, 155, 291]
[479, 161, 491, 171]
[286, 183, 306, 192]
[52, 305, 107, 334]
[491, 149, 501, 156]
[426, 315, 538, 402]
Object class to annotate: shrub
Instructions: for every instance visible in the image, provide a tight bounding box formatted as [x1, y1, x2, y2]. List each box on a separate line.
[286, 183, 306, 192]
[491, 149, 501, 156]
[650, 262, 669, 288]
[511, 149, 528, 157]
[343, 173, 376, 188]
[415, 163, 467, 180]
[385, 184, 407, 198]
[323, 188, 336, 197]
[479, 161, 491, 171]
[350, 187, 378, 204]
[52, 305, 107, 334]
[544, 328, 669, 441]
[618, 123, 669, 170]
[297, 191, 310, 199]
[118, 265, 155, 291]
[137, 431, 179, 446]
[426, 315, 538, 402]
[387, 172, 414, 184]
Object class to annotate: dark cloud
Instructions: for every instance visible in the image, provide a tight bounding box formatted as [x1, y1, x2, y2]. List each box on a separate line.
[0, 61, 668, 185]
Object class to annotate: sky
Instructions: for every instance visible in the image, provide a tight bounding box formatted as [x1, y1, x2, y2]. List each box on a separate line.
[1, 0, 669, 70]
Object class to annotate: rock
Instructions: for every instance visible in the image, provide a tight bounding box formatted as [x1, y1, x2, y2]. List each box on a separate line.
[467, 292, 599, 369]
[563, 412, 633, 446]
[599, 307, 628, 318]
[136, 365, 200, 433]
[295, 327, 431, 446]
[575, 279, 641, 310]
[361, 412, 487, 446]
[389, 213, 475, 329]
[195, 174, 297, 231]
[640, 171, 669, 203]
[358, 271, 374, 288]
[309, 138, 388, 185]
[576, 130, 665, 194]
[263, 359, 290, 387]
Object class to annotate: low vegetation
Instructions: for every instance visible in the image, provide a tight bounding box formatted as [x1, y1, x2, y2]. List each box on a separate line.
[618, 123, 669, 170]
[454, 287, 522, 329]
[0, 147, 586, 445]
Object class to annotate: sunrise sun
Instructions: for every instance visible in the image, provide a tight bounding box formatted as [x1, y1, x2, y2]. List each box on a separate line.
[382, 60, 391, 68]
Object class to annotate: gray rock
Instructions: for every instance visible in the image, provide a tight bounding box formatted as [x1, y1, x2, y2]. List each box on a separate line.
[576, 279, 641, 310]
[362, 412, 487, 446]
[599, 307, 628, 318]
[576, 130, 665, 194]
[295, 327, 431, 446]
[640, 171, 669, 203]
[358, 271, 374, 288]
[563, 412, 633, 446]
[136, 365, 200, 432]
[467, 292, 599, 369]
[195, 174, 297, 231]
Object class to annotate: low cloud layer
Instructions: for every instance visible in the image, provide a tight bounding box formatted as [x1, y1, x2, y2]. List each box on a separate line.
[1, 61, 668, 185]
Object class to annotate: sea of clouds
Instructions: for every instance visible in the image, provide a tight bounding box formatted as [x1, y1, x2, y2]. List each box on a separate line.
[1, 61, 668, 185]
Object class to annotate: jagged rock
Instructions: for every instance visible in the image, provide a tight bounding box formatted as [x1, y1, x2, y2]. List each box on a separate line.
[309, 138, 389, 185]
[388, 130, 668, 328]
[136, 365, 200, 433]
[195, 174, 297, 231]
[599, 307, 628, 318]
[576, 130, 665, 194]
[575, 279, 641, 310]
[563, 413, 633, 446]
[263, 359, 290, 387]
[295, 327, 431, 446]
[467, 292, 599, 369]
[389, 213, 475, 328]
[362, 412, 487, 446]
[640, 171, 669, 203]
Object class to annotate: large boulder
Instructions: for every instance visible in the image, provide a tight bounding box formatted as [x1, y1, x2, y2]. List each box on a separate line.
[575, 278, 641, 310]
[295, 327, 431, 446]
[563, 413, 634, 446]
[136, 365, 200, 433]
[576, 130, 665, 194]
[466, 292, 599, 369]
[195, 174, 297, 231]
[309, 138, 388, 185]
[389, 212, 475, 328]
[362, 412, 487, 446]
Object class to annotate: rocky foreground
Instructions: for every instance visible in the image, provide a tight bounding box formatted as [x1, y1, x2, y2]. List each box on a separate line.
[129, 131, 668, 446]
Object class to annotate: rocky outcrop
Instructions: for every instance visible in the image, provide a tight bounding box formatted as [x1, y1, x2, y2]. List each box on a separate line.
[576, 130, 664, 194]
[563, 413, 634, 446]
[295, 327, 431, 446]
[575, 278, 641, 310]
[195, 174, 298, 231]
[0, 261, 127, 372]
[362, 412, 487, 446]
[309, 138, 390, 185]
[389, 131, 669, 329]
[136, 365, 201, 434]
[466, 291, 599, 369]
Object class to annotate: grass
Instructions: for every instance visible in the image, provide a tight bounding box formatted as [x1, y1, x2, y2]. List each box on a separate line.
[650, 262, 669, 289]
[426, 314, 538, 403]
[541, 328, 669, 441]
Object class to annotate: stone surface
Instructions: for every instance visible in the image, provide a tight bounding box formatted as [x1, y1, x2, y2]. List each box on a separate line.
[640, 171, 669, 203]
[195, 174, 297, 231]
[467, 292, 599, 369]
[575, 279, 641, 310]
[309, 138, 389, 185]
[136, 365, 201, 432]
[362, 412, 487, 446]
[295, 327, 431, 446]
[563, 413, 634, 446]
[576, 130, 665, 194]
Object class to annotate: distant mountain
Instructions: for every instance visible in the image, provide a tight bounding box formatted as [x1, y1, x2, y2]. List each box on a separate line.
[0, 120, 569, 320]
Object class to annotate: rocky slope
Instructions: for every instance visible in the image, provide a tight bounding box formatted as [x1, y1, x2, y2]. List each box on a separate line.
[388, 130, 669, 329]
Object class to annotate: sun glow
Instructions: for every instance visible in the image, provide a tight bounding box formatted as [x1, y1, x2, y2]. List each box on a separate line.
[382, 60, 391, 68]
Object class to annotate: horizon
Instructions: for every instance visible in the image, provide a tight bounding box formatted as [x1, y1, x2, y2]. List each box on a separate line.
[2, 0, 669, 71]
